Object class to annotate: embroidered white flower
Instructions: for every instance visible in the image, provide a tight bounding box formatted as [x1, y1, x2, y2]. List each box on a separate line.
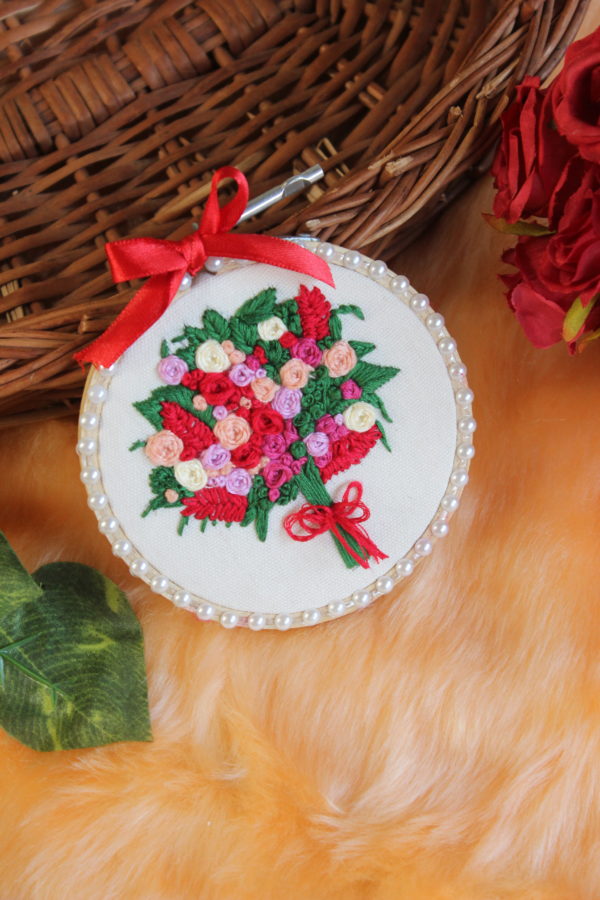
[174, 459, 208, 492]
[343, 401, 377, 433]
[257, 316, 287, 341]
[195, 339, 230, 372]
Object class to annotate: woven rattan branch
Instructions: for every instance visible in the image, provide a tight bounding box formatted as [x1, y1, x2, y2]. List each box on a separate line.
[0, 0, 589, 426]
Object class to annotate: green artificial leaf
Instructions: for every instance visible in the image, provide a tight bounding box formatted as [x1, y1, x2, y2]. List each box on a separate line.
[562, 296, 597, 343]
[577, 326, 600, 353]
[236, 288, 277, 324]
[202, 309, 230, 341]
[376, 420, 392, 452]
[350, 360, 400, 393]
[160, 339, 170, 359]
[0, 533, 151, 752]
[349, 340, 376, 358]
[336, 304, 365, 320]
[482, 213, 554, 236]
[229, 317, 258, 354]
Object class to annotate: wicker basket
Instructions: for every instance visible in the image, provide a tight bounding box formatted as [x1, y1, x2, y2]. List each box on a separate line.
[0, 0, 587, 427]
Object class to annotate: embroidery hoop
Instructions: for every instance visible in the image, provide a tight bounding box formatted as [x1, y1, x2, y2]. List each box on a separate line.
[78, 239, 474, 630]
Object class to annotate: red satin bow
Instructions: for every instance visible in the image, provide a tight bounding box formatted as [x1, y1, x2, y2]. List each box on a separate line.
[75, 166, 334, 368]
[284, 482, 388, 569]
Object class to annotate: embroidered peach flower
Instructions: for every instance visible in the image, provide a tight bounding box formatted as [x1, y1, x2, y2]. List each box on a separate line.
[221, 340, 234, 354]
[164, 488, 179, 503]
[229, 349, 246, 365]
[343, 401, 377, 433]
[251, 376, 278, 403]
[174, 459, 208, 492]
[279, 357, 311, 389]
[322, 340, 357, 377]
[257, 316, 287, 341]
[195, 339, 230, 373]
[144, 430, 183, 466]
[214, 414, 252, 450]
[192, 394, 208, 411]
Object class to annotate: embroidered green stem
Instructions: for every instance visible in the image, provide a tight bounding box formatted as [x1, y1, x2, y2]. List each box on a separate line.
[295, 458, 362, 569]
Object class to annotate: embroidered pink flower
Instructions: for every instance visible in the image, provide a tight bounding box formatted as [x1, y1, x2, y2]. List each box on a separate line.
[279, 357, 311, 389]
[214, 415, 252, 450]
[263, 460, 294, 489]
[314, 449, 333, 469]
[229, 363, 255, 387]
[225, 467, 253, 496]
[272, 387, 302, 419]
[157, 355, 189, 385]
[268, 488, 281, 501]
[192, 394, 208, 411]
[164, 488, 179, 503]
[229, 349, 246, 365]
[201, 443, 231, 470]
[221, 340, 234, 354]
[251, 376, 278, 403]
[322, 340, 357, 377]
[305, 432, 330, 457]
[213, 405, 228, 420]
[245, 354, 261, 371]
[262, 433, 287, 458]
[292, 338, 322, 367]
[144, 430, 184, 466]
[341, 379, 361, 399]
[208, 475, 226, 487]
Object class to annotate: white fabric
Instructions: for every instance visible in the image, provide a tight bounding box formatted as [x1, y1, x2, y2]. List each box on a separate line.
[98, 262, 457, 614]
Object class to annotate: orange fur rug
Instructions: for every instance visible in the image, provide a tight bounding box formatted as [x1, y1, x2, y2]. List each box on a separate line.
[1, 43, 600, 900]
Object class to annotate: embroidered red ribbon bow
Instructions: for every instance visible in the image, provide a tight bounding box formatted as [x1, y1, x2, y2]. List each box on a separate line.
[75, 166, 334, 369]
[284, 482, 388, 569]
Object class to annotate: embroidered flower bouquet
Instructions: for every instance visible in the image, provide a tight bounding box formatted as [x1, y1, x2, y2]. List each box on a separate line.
[131, 284, 399, 569]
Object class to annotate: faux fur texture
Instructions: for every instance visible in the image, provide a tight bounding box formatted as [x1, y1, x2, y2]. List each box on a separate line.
[1, 43, 600, 900]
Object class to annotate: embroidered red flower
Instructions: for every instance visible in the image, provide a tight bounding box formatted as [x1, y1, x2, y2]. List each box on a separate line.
[279, 331, 297, 349]
[160, 402, 213, 460]
[181, 488, 248, 522]
[250, 408, 285, 435]
[230, 436, 263, 470]
[197, 372, 241, 407]
[295, 285, 331, 340]
[319, 426, 382, 483]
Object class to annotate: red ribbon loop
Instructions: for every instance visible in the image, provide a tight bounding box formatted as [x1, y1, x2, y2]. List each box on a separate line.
[75, 167, 334, 368]
[284, 482, 388, 569]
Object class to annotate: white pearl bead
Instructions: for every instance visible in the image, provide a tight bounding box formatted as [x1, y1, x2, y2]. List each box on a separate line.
[352, 590, 372, 607]
[450, 469, 469, 487]
[196, 603, 215, 620]
[317, 243, 334, 259]
[112, 539, 131, 557]
[173, 590, 192, 607]
[438, 337, 456, 354]
[327, 601, 346, 616]
[456, 388, 474, 406]
[426, 312, 444, 329]
[368, 260, 387, 278]
[204, 258, 223, 274]
[77, 438, 96, 455]
[390, 275, 409, 293]
[441, 495, 459, 512]
[79, 413, 98, 429]
[449, 363, 467, 379]
[458, 416, 477, 435]
[98, 517, 118, 534]
[129, 558, 148, 576]
[180, 272, 193, 288]
[414, 538, 433, 556]
[80, 468, 100, 484]
[88, 384, 107, 403]
[220, 612, 239, 629]
[88, 494, 107, 510]
[302, 609, 321, 625]
[410, 292, 428, 311]
[375, 575, 394, 594]
[395, 558, 414, 577]
[457, 443, 475, 460]
[432, 520, 449, 538]
[99, 364, 116, 374]
[274, 614, 292, 631]
[151, 575, 169, 592]
[343, 251, 361, 268]
[248, 613, 266, 631]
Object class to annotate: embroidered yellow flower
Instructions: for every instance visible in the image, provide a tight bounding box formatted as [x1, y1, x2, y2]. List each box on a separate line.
[257, 316, 287, 341]
[195, 339, 230, 373]
[343, 401, 377, 433]
[174, 459, 208, 492]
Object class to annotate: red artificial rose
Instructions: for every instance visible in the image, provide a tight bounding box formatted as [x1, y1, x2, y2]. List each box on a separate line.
[250, 408, 284, 435]
[491, 76, 575, 223]
[279, 331, 297, 349]
[552, 27, 600, 164]
[198, 372, 240, 407]
[506, 281, 567, 348]
[230, 436, 262, 469]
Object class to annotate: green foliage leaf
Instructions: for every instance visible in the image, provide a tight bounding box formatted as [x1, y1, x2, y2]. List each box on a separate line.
[376, 420, 391, 452]
[482, 213, 554, 236]
[134, 385, 214, 431]
[362, 390, 392, 422]
[202, 309, 230, 341]
[349, 360, 400, 393]
[562, 296, 597, 342]
[172, 325, 208, 345]
[336, 304, 365, 320]
[328, 311, 342, 340]
[142, 467, 191, 516]
[255, 339, 289, 370]
[277, 298, 301, 333]
[0, 533, 151, 752]
[349, 340, 376, 358]
[229, 317, 258, 354]
[236, 288, 277, 324]
[160, 339, 170, 359]
[129, 439, 146, 452]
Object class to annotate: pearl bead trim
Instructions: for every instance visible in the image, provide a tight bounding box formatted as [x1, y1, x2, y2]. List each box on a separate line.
[78, 240, 474, 631]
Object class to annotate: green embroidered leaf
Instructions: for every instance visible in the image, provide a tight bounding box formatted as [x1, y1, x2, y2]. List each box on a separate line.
[129, 439, 146, 452]
[336, 304, 365, 320]
[276, 476, 300, 504]
[177, 516, 189, 536]
[0, 533, 151, 752]
[349, 340, 376, 358]
[235, 288, 277, 324]
[143, 467, 191, 516]
[202, 309, 230, 341]
[349, 360, 400, 392]
[329, 311, 342, 341]
[134, 385, 214, 431]
[255, 339, 289, 370]
[229, 317, 258, 354]
[173, 325, 208, 345]
[160, 339, 170, 359]
[277, 298, 301, 333]
[362, 390, 393, 423]
[174, 344, 196, 368]
[255, 507, 269, 542]
[376, 420, 392, 452]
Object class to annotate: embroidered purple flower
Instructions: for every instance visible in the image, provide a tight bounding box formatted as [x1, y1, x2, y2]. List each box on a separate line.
[207, 475, 226, 487]
[229, 363, 255, 387]
[305, 431, 330, 458]
[225, 467, 253, 496]
[292, 338, 322, 367]
[263, 459, 294, 489]
[262, 433, 287, 459]
[213, 405, 228, 420]
[341, 379, 362, 399]
[201, 443, 231, 470]
[272, 387, 302, 419]
[255, 367, 267, 378]
[157, 355, 188, 385]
